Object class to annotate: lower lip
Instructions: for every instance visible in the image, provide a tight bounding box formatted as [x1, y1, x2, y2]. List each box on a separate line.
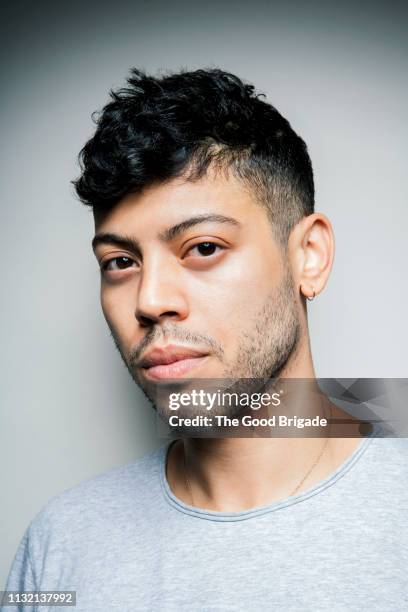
[142, 356, 209, 380]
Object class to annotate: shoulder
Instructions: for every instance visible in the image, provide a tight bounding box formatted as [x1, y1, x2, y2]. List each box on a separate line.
[27, 443, 167, 539]
[5, 444, 169, 591]
[367, 436, 408, 465]
[358, 436, 408, 495]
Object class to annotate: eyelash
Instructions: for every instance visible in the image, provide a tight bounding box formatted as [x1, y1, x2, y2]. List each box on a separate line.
[186, 241, 223, 257]
[101, 256, 136, 272]
[101, 241, 224, 273]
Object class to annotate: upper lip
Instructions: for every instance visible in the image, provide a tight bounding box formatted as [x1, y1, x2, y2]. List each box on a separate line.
[138, 344, 209, 368]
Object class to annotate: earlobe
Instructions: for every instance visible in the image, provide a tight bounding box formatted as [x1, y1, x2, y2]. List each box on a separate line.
[301, 286, 316, 301]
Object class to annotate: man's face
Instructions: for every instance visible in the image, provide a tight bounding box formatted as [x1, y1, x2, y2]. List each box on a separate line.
[92, 172, 301, 417]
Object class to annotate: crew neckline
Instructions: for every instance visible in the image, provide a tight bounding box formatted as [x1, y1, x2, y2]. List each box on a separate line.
[158, 430, 378, 522]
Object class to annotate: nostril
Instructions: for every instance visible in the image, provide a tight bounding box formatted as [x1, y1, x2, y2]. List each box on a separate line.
[136, 311, 180, 327]
[140, 317, 154, 328]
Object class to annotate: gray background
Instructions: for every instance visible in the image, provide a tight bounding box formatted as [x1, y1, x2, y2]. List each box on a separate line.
[1, 0, 407, 587]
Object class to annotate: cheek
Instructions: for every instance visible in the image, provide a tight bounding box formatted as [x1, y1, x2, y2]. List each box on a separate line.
[190, 255, 276, 336]
[101, 287, 136, 346]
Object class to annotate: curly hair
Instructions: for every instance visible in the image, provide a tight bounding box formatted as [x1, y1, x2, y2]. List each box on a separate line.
[73, 67, 314, 244]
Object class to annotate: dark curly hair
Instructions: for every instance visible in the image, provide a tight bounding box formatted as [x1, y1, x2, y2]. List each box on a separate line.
[73, 67, 314, 244]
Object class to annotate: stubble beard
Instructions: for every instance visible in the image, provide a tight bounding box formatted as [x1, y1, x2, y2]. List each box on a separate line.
[106, 266, 301, 421]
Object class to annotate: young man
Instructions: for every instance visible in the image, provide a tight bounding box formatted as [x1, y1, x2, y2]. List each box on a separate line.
[4, 68, 407, 611]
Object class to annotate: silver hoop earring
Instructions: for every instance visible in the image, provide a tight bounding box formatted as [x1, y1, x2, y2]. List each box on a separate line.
[306, 289, 316, 301]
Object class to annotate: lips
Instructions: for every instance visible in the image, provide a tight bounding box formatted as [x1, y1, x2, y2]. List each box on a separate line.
[138, 344, 209, 380]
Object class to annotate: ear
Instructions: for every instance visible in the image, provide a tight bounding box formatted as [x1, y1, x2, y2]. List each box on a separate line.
[288, 213, 335, 301]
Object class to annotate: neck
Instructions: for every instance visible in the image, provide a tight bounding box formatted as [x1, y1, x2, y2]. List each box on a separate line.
[167, 418, 363, 512]
[165, 339, 363, 512]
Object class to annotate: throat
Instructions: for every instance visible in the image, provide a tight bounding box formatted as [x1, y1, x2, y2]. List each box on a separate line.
[165, 434, 364, 513]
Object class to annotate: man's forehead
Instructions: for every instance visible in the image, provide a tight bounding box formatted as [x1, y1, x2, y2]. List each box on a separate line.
[93, 173, 261, 233]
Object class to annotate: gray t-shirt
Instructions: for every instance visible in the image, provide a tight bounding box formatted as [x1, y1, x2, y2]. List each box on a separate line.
[3, 435, 408, 611]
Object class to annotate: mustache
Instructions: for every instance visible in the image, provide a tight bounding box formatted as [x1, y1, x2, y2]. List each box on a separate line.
[123, 322, 225, 368]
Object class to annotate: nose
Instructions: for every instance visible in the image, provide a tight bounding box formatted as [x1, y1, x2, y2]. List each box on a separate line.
[135, 258, 189, 327]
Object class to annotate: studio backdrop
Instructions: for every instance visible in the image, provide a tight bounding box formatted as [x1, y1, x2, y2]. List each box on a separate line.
[1, 0, 407, 587]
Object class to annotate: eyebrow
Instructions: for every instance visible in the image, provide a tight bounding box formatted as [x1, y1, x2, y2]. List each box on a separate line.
[92, 214, 241, 253]
[92, 233, 142, 254]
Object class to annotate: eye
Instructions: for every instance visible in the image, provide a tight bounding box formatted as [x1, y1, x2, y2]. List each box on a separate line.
[101, 256, 137, 272]
[187, 242, 223, 257]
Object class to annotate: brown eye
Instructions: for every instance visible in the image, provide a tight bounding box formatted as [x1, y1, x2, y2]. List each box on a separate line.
[102, 256, 135, 271]
[194, 242, 218, 256]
